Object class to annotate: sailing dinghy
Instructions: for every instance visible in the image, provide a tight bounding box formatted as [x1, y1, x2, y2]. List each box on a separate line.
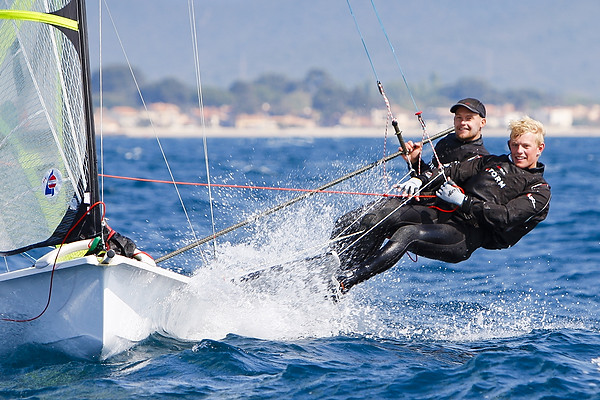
[0, 0, 190, 359]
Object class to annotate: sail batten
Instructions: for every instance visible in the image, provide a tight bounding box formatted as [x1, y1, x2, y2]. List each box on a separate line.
[0, 10, 78, 31]
[0, 0, 100, 255]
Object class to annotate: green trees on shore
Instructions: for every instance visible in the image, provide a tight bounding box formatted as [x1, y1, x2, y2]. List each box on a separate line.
[91, 65, 582, 126]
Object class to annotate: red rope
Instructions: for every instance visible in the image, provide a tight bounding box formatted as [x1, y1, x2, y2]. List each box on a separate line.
[2, 202, 106, 323]
[99, 173, 405, 198]
[428, 204, 459, 213]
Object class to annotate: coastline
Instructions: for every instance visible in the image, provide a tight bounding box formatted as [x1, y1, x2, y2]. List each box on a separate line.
[97, 125, 600, 139]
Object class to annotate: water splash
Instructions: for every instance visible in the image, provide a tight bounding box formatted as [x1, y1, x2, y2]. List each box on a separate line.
[152, 176, 589, 347]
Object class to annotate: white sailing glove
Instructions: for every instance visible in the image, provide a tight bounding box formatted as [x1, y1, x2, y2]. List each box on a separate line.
[436, 181, 465, 206]
[396, 177, 422, 197]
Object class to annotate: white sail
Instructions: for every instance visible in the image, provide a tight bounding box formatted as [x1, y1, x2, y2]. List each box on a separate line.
[0, 0, 98, 254]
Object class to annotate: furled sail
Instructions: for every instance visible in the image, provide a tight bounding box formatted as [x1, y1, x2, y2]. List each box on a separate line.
[0, 0, 101, 255]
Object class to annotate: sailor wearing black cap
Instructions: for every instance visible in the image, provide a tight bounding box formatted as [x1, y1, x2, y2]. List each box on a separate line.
[450, 97, 486, 117]
[404, 97, 489, 174]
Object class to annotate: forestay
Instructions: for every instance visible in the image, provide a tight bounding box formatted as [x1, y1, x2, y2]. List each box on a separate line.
[0, 0, 101, 255]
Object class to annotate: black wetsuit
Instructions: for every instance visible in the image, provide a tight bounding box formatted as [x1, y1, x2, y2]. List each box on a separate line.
[337, 154, 551, 292]
[330, 134, 489, 269]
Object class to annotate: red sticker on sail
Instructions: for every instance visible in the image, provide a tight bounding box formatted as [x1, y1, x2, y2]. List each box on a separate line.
[43, 168, 62, 198]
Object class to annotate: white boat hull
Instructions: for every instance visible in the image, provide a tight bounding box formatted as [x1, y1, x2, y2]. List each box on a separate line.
[0, 254, 190, 359]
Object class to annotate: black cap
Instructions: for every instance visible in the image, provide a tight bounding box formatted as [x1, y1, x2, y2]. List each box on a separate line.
[450, 98, 486, 118]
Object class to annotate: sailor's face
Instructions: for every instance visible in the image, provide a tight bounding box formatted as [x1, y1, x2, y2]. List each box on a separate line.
[453, 107, 486, 142]
[508, 131, 545, 169]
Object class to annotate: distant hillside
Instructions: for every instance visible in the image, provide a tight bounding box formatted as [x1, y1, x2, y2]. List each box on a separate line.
[86, 1, 600, 101]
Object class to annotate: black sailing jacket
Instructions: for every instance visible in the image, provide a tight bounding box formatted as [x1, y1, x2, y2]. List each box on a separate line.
[419, 154, 551, 250]
[412, 133, 489, 174]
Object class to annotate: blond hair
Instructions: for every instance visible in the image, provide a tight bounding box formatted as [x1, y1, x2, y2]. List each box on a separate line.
[509, 116, 545, 145]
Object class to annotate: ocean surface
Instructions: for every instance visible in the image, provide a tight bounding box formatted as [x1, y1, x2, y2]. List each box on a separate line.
[2, 135, 600, 399]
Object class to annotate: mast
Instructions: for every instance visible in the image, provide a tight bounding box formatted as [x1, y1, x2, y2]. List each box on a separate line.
[65, 0, 103, 242]
[48, 0, 102, 244]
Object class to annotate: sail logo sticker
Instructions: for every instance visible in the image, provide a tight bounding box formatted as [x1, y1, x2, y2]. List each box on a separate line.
[43, 169, 62, 198]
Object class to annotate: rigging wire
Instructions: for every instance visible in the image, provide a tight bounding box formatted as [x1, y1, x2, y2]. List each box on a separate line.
[101, 0, 198, 242]
[187, 0, 217, 258]
[345, 0, 394, 179]
[98, 0, 104, 207]
[349, 0, 446, 178]
[334, 0, 449, 255]
[346, 0, 379, 82]
[342, 0, 408, 242]
[369, 0, 419, 113]
[369, 0, 445, 175]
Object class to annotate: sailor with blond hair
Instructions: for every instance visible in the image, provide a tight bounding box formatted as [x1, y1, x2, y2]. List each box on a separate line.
[336, 116, 551, 294]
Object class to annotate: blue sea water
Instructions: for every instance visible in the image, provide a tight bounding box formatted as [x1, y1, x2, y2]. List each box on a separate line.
[2, 135, 600, 399]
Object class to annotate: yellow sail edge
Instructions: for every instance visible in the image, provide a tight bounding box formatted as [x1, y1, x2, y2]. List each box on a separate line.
[0, 10, 78, 31]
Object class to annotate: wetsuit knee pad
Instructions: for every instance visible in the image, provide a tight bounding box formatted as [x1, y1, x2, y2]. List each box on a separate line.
[389, 224, 423, 244]
[411, 241, 472, 263]
[389, 223, 472, 264]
